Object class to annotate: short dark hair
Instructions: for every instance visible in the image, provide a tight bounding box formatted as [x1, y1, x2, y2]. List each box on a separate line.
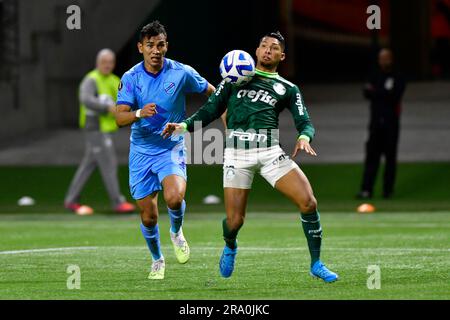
[260, 31, 285, 50]
[139, 20, 167, 42]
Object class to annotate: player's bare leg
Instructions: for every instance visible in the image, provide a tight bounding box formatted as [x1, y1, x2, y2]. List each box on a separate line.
[275, 168, 338, 283]
[220, 188, 250, 277]
[162, 175, 190, 263]
[137, 192, 165, 279]
[275, 167, 317, 213]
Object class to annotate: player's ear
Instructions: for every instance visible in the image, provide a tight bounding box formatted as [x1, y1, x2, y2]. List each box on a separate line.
[280, 52, 286, 62]
[137, 41, 143, 54]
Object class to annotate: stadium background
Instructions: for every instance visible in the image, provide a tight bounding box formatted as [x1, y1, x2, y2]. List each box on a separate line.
[0, 0, 449, 300]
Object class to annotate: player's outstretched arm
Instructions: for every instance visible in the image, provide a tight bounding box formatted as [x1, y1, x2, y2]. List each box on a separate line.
[291, 137, 317, 158]
[115, 103, 157, 127]
[162, 122, 186, 139]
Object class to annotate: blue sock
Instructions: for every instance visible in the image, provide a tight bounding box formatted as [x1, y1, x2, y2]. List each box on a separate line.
[168, 200, 186, 233]
[140, 223, 162, 261]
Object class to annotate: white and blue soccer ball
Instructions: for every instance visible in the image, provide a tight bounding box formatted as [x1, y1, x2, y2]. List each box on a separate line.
[219, 50, 255, 86]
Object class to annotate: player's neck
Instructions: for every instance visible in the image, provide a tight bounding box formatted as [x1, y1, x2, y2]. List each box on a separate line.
[255, 67, 278, 78]
[255, 64, 278, 74]
[144, 59, 164, 74]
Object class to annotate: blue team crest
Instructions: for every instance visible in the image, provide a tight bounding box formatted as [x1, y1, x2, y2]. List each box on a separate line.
[164, 82, 176, 95]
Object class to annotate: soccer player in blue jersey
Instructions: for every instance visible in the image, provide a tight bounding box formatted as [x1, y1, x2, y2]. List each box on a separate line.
[115, 21, 215, 280]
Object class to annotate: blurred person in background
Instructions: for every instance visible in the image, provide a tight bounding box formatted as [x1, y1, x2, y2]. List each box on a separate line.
[64, 49, 135, 215]
[357, 48, 406, 200]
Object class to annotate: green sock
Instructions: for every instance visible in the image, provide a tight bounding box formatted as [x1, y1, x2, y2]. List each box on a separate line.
[300, 210, 322, 267]
[222, 218, 239, 249]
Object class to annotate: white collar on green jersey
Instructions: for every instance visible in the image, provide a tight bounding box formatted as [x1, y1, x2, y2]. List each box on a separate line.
[255, 69, 279, 78]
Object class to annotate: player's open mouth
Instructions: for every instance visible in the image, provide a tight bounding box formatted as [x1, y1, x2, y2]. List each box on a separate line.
[151, 57, 161, 62]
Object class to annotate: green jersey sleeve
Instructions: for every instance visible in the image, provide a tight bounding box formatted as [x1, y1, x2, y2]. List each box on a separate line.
[287, 85, 315, 141]
[184, 80, 230, 132]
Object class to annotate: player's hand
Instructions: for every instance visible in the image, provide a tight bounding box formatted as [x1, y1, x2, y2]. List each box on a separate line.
[162, 123, 184, 139]
[140, 103, 158, 118]
[291, 139, 317, 158]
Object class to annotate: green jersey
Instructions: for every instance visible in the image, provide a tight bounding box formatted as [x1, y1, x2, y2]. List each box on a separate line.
[184, 69, 315, 148]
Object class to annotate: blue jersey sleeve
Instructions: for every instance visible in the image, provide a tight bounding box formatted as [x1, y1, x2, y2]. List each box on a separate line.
[117, 72, 136, 109]
[183, 64, 208, 94]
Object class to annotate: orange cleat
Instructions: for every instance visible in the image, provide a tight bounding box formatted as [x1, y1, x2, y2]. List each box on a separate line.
[115, 202, 135, 213]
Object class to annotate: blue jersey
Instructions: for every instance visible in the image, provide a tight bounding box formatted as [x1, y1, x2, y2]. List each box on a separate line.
[117, 58, 208, 155]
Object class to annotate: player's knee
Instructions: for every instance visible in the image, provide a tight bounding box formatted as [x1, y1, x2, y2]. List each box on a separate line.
[141, 214, 158, 227]
[165, 192, 184, 210]
[140, 206, 158, 227]
[228, 215, 245, 230]
[299, 196, 317, 213]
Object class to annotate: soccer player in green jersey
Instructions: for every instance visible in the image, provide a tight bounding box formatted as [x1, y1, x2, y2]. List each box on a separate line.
[162, 31, 338, 283]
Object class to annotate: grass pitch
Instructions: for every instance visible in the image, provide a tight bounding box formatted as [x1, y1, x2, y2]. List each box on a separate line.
[0, 212, 449, 300]
[0, 163, 449, 299]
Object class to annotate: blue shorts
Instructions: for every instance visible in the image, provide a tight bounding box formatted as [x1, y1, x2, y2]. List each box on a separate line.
[129, 144, 187, 200]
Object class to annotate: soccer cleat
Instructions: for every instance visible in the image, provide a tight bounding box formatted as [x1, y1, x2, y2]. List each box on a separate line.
[114, 202, 135, 213]
[148, 258, 165, 280]
[219, 245, 237, 278]
[310, 260, 339, 283]
[170, 228, 190, 264]
[65, 202, 94, 216]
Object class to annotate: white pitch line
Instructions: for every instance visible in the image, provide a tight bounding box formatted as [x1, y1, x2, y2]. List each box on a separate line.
[87, 245, 450, 253]
[0, 246, 98, 255]
[0, 245, 448, 256]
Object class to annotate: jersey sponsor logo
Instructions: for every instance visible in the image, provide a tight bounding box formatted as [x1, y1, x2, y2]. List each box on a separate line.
[228, 130, 268, 143]
[215, 80, 225, 96]
[273, 82, 286, 95]
[164, 82, 176, 95]
[295, 93, 304, 115]
[236, 89, 278, 106]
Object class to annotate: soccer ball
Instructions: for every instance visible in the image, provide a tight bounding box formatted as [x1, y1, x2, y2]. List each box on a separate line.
[219, 50, 255, 86]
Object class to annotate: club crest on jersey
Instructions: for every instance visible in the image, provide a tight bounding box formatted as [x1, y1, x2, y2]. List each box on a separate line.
[164, 82, 176, 95]
[273, 82, 286, 95]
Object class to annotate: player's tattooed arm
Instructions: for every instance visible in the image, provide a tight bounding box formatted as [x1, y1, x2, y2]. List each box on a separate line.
[115, 103, 157, 127]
